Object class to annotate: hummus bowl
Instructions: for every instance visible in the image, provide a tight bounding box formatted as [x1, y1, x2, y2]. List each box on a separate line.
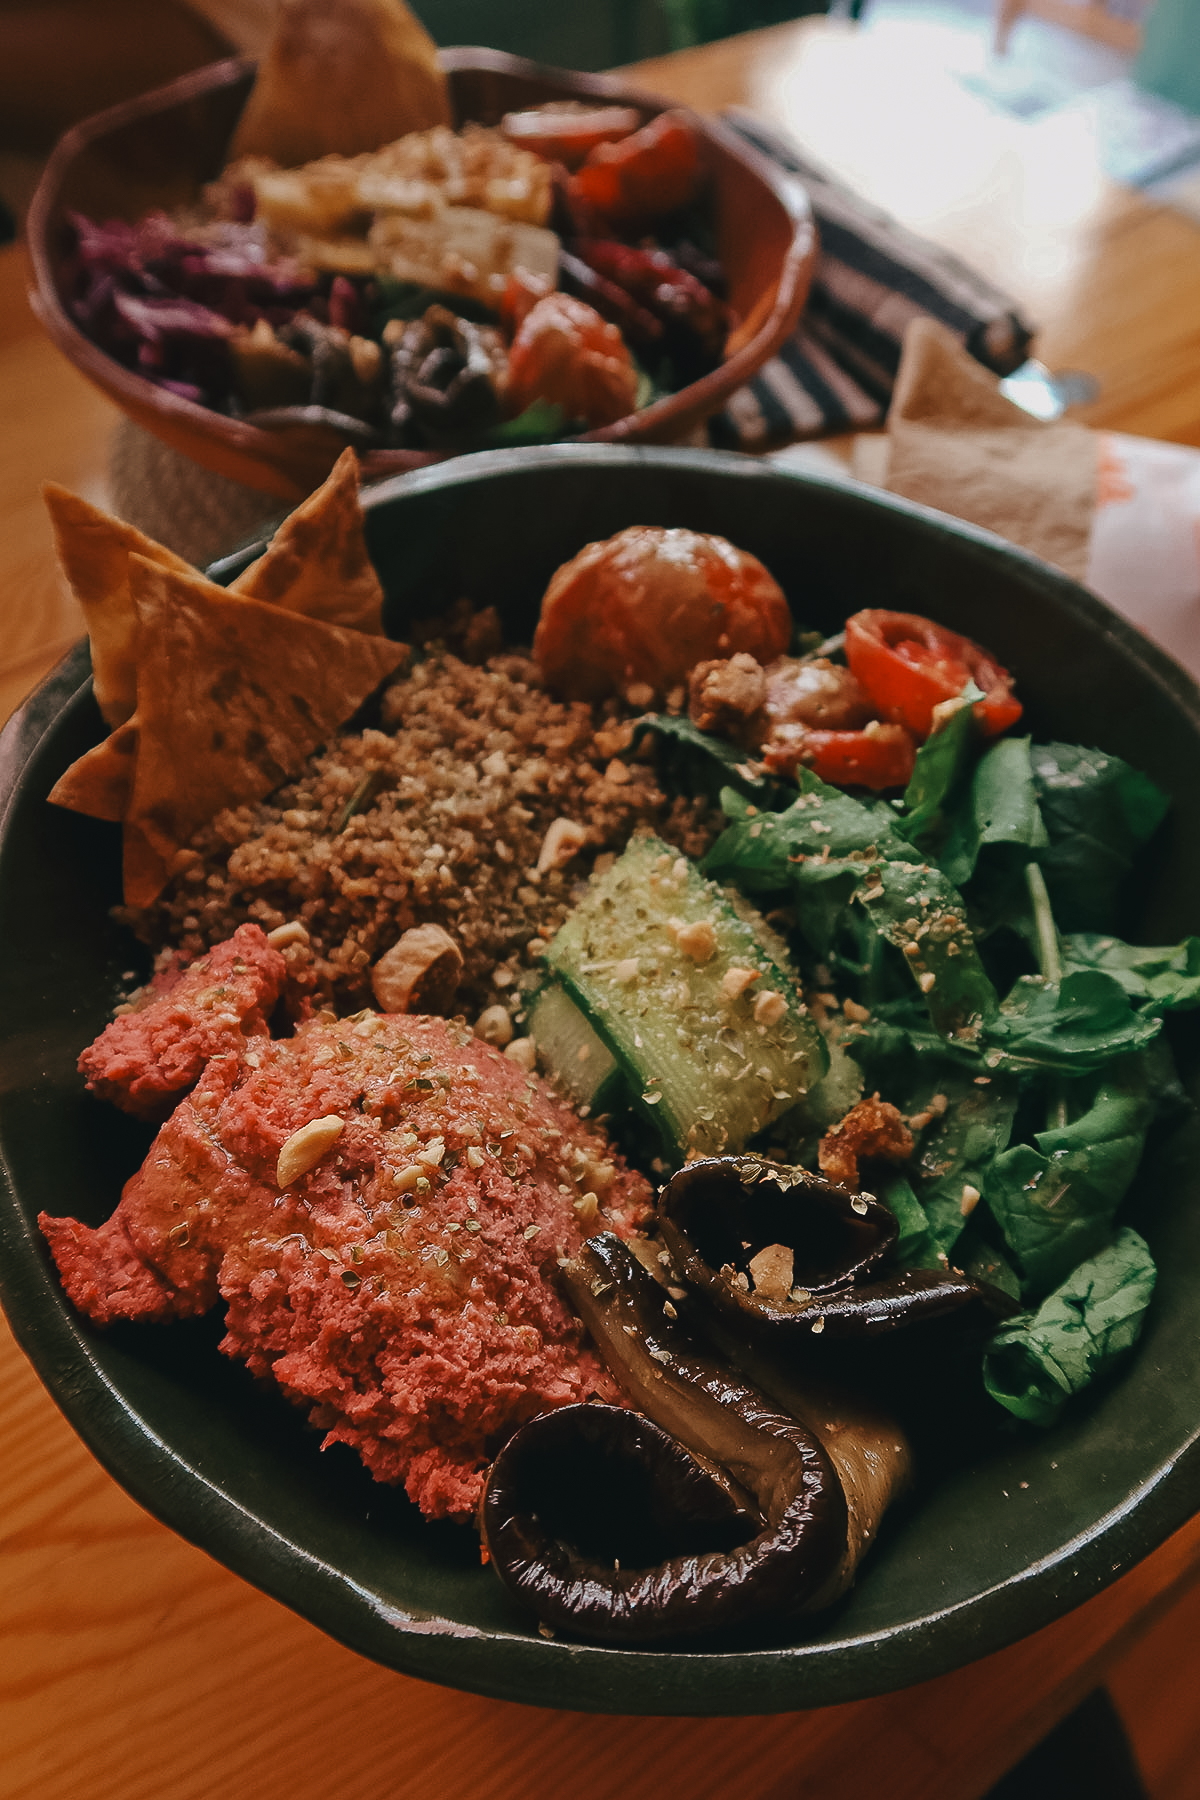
[2, 445, 1200, 1713]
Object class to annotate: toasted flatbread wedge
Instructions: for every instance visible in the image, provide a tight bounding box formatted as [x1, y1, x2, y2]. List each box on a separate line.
[232, 448, 384, 634]
[230, 0, 451, 167]
[121, 557, 405, 907]
[43, 485, 192, 728]
[47, 720, 139, 822]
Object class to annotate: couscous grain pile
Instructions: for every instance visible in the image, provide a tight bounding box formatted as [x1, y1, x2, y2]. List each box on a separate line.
[124, 641, 719, 1017]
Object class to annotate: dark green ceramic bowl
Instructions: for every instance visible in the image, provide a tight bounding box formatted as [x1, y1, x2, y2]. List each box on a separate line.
[3, 446, 1199, 1714]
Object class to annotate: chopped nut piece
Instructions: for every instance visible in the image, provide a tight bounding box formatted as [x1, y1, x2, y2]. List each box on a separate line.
[960, 1183, 981, 1217]
[277, 1114, 344, 1187]
[536, 816, 588, 873]
[748, 1241, 794, 1303]
[753, 989, 787, 1027]
[474, 1004, 514, 1047]
[266, 920, 311, 949]
[842, 997, 871, 1024]
[720, 965, 760, 1001]
[371, 924, 464, 1013]
[675, 919, 718, 964]
[505, 1036, 537, 1071]
[613, 957, 640, 984]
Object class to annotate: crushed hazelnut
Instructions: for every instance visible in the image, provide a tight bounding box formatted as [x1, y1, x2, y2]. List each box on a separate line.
[371, 924, 463, 1014]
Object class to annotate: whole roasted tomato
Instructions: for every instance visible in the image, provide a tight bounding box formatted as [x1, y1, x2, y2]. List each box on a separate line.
[534, 526, 793, 702]
[844, 609, 1021, 739]
[505, 293, 638, 428]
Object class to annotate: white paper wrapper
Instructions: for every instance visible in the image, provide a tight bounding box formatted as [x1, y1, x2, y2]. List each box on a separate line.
[1088, 432, 1200, 678]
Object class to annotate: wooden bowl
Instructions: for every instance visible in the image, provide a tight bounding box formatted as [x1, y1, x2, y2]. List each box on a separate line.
[26, 50, 817, 503]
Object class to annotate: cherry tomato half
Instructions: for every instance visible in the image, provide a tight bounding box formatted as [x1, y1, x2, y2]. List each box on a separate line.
[844, 610, 1022, 740]
[761, 720, 916, 791]
[569, 113, 702, 225]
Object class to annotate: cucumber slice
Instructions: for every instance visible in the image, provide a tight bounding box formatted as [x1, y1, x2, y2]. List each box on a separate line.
[526, 983, 626, 1116]
[542, 833, 828, 1162]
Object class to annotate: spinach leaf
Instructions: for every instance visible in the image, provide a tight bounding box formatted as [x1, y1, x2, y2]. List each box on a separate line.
[847, 1015, 1018, 1258]
[984, 1055, 1157, 1296]
[955, 1224, 1022, 1302]
[898, 697, 979, 847]
[878, 1172, 940, 1269]
[635, 715, 785, 809]
[1032, 743, 1170, 933]
[863, 857, 998, 1034]
[483, 399, 570, 447]
[939, 735, 1049, 890]
[910, 1072, 1021, 1257]
[706, 773, 910, 876]
[1060, 932, 1200, 1015]
[983, 1227, 1157, 1425]
[980, 971, 1161, 1077]
[703, 780, 909, 952]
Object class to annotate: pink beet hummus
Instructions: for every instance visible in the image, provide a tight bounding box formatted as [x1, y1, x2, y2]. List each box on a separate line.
[42, 926, 651, 1520]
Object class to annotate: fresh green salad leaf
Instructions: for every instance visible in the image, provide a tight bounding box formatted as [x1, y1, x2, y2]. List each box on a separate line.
[1060, 933, 1200, 1015]
[703, 780, 906, 952]
[672, 715, 1179, 1428]
[911, 1072, 1021, 1257]
[983, 1227, 1157, 1425]
[899, 695, 979, 847]
[845, 1011, 1019, 1258]
[861, 856, 998, 1034]
[980, 971, 1161, 1076]
[705, 779, 997, 1030]
[939, 735, 1049, 889]
[1032, 743, 1170, 934]
[632, 716, 785, 808]
[984, 1054, 1157, 1296]
[878, 1173, 939, 1269]
[956, 1226, 1022, 1302]
[706, 773, 910, 878]
[483, 399, 570, 447]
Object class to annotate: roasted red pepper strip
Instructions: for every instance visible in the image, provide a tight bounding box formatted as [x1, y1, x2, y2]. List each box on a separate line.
[844, 609, 1022, 740]
[761, 720, 917, 791]
[569, 113, 702, 224]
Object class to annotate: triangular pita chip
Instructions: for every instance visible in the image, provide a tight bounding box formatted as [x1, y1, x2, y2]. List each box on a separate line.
[870, 318, 1096, 581]
[43, 484, 193, 728]
[230, 0, 451, 167]
[48, 720, 140, 822]
[122, 557, 406, 908]
[232, 448, 384, 632]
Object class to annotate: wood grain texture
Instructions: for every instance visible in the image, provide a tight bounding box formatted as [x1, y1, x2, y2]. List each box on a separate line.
[3, 1296, 1200, 1800]
[4, 19, 1200, 1797]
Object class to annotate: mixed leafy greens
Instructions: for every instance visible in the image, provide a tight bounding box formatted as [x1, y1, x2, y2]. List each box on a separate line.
[642, 701, 1197, 1426]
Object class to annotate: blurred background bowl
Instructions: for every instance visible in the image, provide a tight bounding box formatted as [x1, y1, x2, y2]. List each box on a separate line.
[26, 50, 816, 503]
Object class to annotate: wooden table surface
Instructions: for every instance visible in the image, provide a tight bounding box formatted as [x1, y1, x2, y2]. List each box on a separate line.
[5, 17, 1200, 1799]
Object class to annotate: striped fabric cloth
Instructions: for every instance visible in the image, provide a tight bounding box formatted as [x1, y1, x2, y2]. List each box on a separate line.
[710, 112, 1034, 449]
